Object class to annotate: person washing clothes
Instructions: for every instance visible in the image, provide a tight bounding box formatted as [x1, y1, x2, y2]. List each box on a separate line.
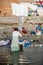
[36, 23, 42, 40]
[11, 28, 22, 65]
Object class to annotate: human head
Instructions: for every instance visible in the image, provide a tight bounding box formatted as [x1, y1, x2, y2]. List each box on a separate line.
[13, 27, 19, 31]
[22, 27, 25, 30]
[38, 23, 41, 25]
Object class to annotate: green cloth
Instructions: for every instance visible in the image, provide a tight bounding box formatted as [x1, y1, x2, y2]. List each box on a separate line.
[11, 36, 20, 51]
[36, 35, 41, 39]
[11, 51, 19, 65]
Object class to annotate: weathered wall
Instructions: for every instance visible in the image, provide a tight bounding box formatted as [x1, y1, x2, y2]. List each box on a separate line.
[0, 0, 20, 16]
[0, 0, 34, 17]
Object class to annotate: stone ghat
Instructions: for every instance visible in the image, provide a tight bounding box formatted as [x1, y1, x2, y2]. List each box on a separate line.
[0, 46, 12, 64]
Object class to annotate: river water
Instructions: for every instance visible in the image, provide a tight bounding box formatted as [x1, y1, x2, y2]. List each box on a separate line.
[0, 42, 43, 65]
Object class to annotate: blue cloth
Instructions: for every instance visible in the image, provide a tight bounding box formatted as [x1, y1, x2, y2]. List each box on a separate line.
[41, 27, 43, 33]
[31, 30, 35, 34]
[36, 26, 41, 30]
[24, 41, 33, 48]
[19, 39, 23, 42]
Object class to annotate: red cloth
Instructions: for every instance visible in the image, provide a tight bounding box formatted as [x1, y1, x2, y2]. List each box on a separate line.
[22, 30, 27, 34]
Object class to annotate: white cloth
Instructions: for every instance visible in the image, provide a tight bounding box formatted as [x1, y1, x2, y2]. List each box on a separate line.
[36, 31, 41, 36]
[12, 31, 22, 38]
[0, 40, 10, 46]
[11, 31, 22, 51]
[11, 3, 38, 16]
[37, 7, 43, 16]
[11, 3, 28, 16]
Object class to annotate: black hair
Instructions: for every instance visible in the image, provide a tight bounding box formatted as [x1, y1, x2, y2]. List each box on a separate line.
[22, 27, 25, 29]
[14, 28, 19, 31]
[38, 23, 41, 25]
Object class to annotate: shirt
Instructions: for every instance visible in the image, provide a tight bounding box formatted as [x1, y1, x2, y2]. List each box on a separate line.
[12, 31, 22, 38]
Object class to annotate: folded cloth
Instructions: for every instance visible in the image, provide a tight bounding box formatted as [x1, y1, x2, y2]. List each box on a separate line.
[0, 40, 10, 46]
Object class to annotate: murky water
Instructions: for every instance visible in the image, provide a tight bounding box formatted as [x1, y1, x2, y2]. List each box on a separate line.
[19, 46, 43, 65]
[0, 44, 43, 65]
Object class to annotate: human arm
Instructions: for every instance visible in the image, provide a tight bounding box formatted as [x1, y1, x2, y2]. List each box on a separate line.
[18, 32, 22, 37]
